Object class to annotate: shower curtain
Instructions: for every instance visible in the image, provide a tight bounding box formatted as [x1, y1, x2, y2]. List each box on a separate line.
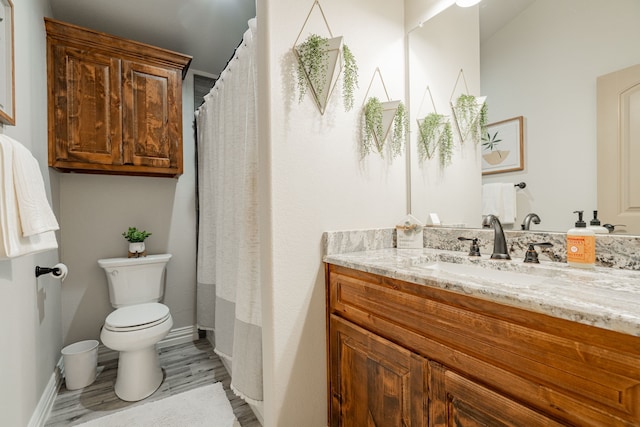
[195, 18, 262, 404]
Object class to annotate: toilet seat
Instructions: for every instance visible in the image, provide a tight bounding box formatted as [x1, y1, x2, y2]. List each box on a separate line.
[105, 302, 170, 332]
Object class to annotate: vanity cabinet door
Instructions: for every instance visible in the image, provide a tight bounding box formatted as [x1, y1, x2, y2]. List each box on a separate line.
[329, 316, 428, 427]
[429, 361, 565, 427]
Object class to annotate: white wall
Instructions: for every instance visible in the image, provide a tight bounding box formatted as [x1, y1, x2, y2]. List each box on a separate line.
[408, 4, 483, 227]
[0, 1, 59, 426]
[404, 0, 455, 31]
[59, 70, 199, 345]
[481, 0, 640, 231]
[258, 0, 406, 424]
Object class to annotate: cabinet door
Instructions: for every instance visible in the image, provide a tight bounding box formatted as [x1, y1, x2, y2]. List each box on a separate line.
[429, 361, 565, 427]
[330, 316, 428, 427]
[122, 61, 182, 174]
[51, 45, 123, 166]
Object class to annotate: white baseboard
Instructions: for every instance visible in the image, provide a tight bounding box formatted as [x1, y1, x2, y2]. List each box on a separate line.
[27, 358, 64, 427]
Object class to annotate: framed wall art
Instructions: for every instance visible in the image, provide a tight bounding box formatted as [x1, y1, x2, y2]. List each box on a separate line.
[0, 0, 15, 125]
[481, 116, 523, 175]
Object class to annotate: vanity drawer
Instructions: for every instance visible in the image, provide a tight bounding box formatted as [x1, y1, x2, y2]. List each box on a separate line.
[327, 263, 640, 426]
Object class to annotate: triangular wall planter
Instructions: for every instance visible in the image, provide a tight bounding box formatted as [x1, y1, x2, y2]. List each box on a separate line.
[416, 115, 446, 160]
[295, 36, 343, 115]
[373, 100, 401, 151]
[451, 95, 486, 143]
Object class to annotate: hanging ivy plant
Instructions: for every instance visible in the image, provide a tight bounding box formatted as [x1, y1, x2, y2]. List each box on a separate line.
[296, 34, 330, 103]
[417, 113, 453, 167]
[342, 44, 358, 111]
[295, 34, 359, 112]
[362, 98, 407, 159]
[453, 94, 488, 144]
[391, 102, 408, 159]
[362, 96, 384, 155]
[438, 122, 454, 167]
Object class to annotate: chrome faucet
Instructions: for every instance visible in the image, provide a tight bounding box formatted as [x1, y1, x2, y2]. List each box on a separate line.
[482, 214, 511, 260]
[521, 213, 541, 230]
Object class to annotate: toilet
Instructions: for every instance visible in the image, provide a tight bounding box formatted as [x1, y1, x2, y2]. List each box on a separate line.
[98, 253, 173, 401]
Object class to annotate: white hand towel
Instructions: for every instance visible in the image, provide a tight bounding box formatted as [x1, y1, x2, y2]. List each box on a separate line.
[482, 183, 516, 225]
[0, 135, 58, 259]
[4, 135, 60, 236]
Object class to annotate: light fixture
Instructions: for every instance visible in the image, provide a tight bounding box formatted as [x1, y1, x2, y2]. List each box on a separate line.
[456, 0, 482, 7]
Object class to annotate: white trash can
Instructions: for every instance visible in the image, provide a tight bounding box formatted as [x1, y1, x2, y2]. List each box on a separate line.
[62, 340, 99, 390]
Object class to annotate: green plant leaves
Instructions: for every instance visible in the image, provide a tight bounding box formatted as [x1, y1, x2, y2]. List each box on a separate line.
[417, 113, 453, 167]
[295, 34, 330, 104]
[451, 94, 487, 144]
[122, 227, 152, 243]
[481, 130, 502, 152]
[362, 98, 407, 160]
[363, 97, 384, 155]
[342, 44, 358, 111]
[294, 35, 358, 113]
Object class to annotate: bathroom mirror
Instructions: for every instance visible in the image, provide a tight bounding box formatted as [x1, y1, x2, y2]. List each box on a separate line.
[407, 0, 640, 234]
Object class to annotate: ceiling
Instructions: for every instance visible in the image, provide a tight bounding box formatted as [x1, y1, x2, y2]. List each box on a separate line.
[47, 0, 532, 77]
[479, 0, 536, 43]
[49, 0, 257, 77]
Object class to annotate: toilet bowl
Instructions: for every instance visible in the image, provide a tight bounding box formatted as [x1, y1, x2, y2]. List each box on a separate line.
[100, 302, 173, 401]
[98, 254, 173, 402]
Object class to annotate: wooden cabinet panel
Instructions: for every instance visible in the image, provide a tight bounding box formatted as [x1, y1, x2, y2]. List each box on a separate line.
[45, 18, 191, 177]
[51, 45, 122, 166]
[326, 263, 640, 427]
[429, 361, 564, 427]
[330, 316, 427, 427]
[122, 60, 181, 174]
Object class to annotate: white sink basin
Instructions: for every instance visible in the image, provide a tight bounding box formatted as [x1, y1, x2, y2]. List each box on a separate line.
[419, 261, 543, 286]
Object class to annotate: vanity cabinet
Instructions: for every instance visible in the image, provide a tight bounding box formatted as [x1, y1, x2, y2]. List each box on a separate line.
[326, 263, 640, 426]
[45, 18, 192, 177]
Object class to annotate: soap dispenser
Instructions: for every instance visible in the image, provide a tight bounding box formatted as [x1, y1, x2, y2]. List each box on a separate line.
[566, 210, 595, 269]
[588, 210, 609, 234]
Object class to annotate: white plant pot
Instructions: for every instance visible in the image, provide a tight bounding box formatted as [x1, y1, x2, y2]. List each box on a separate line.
[128, 242, 145, 254]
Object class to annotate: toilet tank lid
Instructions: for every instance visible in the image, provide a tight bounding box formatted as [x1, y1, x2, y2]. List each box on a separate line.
[98, 254, 172, 268]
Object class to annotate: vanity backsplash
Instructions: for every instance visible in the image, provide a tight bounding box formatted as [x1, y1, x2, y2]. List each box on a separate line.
[323, 227, 640, 271]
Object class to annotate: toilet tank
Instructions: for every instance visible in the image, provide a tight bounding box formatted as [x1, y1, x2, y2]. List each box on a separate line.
[98, 254, 172, 308]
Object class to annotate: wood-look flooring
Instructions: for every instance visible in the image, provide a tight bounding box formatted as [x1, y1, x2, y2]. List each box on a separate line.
[45, 339, 261, 426]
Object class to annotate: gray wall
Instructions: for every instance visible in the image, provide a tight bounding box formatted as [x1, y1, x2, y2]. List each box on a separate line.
[59, 70, 199, 345]
[0, 2, 199, 424]
[0, 1, 59, 426]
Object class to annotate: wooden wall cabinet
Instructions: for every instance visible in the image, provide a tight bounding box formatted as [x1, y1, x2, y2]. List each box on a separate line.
[45, 18, 192, 177]
[326, 263, 640, 426]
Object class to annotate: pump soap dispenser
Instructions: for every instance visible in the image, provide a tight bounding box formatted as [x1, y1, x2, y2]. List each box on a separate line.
[588, 210, 609, 234]
[567, 210, 595, 269]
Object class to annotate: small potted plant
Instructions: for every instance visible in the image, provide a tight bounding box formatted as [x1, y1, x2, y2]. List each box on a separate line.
[122, 227, 151, 257]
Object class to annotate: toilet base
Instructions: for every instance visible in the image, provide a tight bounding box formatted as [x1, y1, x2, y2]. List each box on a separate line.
[114, 346, 164, 401]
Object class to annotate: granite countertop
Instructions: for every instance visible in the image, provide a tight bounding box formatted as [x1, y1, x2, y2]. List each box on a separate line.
[324, 248, 640, 337]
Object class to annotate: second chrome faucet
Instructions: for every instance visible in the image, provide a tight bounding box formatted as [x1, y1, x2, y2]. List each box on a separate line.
[482, 214, 511, 260]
